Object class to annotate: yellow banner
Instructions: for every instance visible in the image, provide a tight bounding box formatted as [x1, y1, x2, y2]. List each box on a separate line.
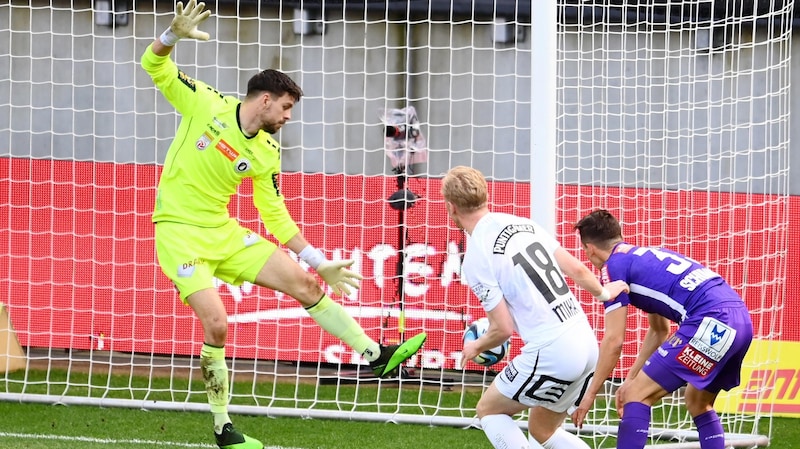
[717, 339, 800, 416]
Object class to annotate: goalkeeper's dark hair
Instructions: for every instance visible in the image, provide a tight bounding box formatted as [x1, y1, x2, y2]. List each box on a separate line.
[574, 209, 623, 250]
[246, 69, 303, 102]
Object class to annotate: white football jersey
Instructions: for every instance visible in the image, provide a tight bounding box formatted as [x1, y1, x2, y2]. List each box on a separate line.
[463, 212, 590, 351]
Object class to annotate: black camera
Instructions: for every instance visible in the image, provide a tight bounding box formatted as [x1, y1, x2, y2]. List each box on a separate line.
[385, 124, 419, 139]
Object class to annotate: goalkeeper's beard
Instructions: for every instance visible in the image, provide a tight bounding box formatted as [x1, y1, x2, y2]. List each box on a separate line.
[262, 122, 284, 135]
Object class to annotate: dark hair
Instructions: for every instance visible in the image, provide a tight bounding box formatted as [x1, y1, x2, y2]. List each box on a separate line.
[246, 69, 303, 101]
[574, 209, 623, 250]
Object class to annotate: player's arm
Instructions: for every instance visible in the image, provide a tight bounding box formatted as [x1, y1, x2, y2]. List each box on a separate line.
[479, 300, 515, 352]
[141, 0, 211, 113]
[460, 299, 514, 369]
[152, 0, 210, 55]
[554, 247, 629, 300]
[628, 313, 671, 379]
[613, 312, 671, 416]
[571, 303, 628, 428]
[256, 180, 362, 297]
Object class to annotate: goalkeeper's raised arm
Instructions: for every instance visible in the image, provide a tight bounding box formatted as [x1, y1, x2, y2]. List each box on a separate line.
[152, 0, 210, 56]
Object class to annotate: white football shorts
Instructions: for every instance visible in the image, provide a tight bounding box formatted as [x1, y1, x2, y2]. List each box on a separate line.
[493, 321, 599, 412]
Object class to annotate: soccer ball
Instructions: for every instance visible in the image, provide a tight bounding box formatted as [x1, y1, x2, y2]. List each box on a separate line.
[462, 317, 510, 367]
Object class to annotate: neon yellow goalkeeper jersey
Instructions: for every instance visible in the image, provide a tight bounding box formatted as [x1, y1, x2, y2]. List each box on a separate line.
[141, 44, 300, 244]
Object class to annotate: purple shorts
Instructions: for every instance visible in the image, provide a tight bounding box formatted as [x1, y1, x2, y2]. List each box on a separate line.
[642, 304, 753, 393]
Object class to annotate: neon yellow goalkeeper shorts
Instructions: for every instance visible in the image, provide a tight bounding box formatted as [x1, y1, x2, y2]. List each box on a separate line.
[155, 219, 277, 302]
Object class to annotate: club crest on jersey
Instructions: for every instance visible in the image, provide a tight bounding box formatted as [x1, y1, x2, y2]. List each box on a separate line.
[235, 158, 252, 174]
[196, 132, 213, 150]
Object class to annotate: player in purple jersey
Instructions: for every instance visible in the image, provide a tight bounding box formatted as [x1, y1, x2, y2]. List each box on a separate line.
[570, 210, 753, 449]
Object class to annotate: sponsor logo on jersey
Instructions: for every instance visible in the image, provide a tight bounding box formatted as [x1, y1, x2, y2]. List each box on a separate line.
[206, 124, 220, 137]
[689, 317, 736, 361]
[676, 344, 717, 377]
[503, 360, 518, 382]
[177, 70, 196, 91]
[271, 173, 281, 195]
[243, 230, 259, 247]
[216, 139, 239, 161]
[177, 258, 205, 278]
[470, 282, 491, 304]
[667, 334, 684, 347]
[212, 116, 228, 129]
[492, 224, 536, 254]
[600, 265, 611, 284]
[195, 132, 213, 150]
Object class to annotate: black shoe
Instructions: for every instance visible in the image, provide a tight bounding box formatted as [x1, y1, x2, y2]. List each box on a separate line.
[369, 332, 427, 378]
[215, 423, 264, 449]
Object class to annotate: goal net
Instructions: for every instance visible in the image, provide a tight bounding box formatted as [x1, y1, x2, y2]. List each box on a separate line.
[0, 1, 791, 448]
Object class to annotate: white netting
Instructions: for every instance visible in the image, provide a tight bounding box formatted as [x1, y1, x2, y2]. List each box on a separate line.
[0, 1, 791, 448]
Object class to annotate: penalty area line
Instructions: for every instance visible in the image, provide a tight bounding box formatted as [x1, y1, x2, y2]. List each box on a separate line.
[0, 431, 305, 449]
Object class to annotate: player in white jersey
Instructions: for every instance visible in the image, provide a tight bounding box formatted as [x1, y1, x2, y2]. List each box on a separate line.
[442, 166, 629, 449]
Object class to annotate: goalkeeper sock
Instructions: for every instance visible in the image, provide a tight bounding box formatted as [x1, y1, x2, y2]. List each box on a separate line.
[200, 343, 232, 434]
[305, 295, 381, 362]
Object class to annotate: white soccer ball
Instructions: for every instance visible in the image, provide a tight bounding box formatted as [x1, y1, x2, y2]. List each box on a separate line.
[462, 317, 510, 367]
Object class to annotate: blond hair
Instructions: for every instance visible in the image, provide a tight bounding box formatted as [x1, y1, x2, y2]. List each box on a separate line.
[441, 166, 488, 211]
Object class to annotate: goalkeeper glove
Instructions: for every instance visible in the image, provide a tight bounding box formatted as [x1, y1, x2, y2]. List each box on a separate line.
[316, 259, 363, 297]
[160, 0, 211, 47]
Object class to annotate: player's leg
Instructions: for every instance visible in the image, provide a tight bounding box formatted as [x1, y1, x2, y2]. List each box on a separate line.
[234, 237, 425, 377]
[480, 323, 596, 449]
[528, 406, 591, 449]
[685, 385, 724, 449]
[614, 370, 668, 449]
[155, 222, 263, 449]
[475, 382, 529, 449]
[681, 306, 752, 449]
[186, 289, 263, 449]
[526, 323, 596, 449]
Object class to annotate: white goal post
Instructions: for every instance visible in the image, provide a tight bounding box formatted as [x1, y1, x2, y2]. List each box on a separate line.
[0, 1, 792, 448]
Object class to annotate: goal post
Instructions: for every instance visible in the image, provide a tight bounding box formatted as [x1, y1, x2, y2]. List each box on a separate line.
[0, 1, 792, 448]
[553, 2, 791, 448]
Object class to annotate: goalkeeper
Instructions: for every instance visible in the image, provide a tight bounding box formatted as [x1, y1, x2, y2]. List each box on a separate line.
[572, 210, 753, 449]
[141, 2, 426, 448]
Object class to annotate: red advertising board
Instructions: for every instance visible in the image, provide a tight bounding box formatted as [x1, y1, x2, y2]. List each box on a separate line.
[0, 158, 793, 373]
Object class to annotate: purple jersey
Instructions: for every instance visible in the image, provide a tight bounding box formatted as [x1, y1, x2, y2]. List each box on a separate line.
[601, 242, 753, 393]
[600, 243, 743, 323]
